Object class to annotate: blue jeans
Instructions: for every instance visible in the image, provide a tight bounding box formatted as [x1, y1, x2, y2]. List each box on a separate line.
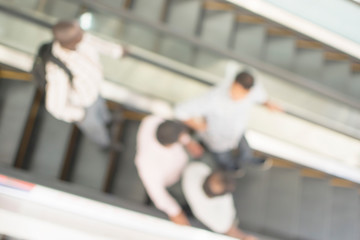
[212, 136, 265, 171]
[76, 97, 111, 148]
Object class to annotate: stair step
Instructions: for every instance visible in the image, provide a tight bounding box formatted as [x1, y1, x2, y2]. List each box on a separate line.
[130, 0, 166, 22]
[101, 0, 125, 9]
[264, 36, 296, 69]
[300, 168, 328, 179]
[158, 37, 193, 64]
[296, 39, 323, 49]
[330, 178, 359, 188]
[71, 135, 109, 191]
[293, 48, 324, 80]
[298, 177, 331, 240]
[203, 0, 234, 11]
[166, 0, 202, 35]
[29, 111, 72, 179]
[1, 0, 39, 10]
[329, 186, 359, 240]
[200, 10, 235, 48]
[43, 0, 80, 20]
[236, 14, 265, 24]
[322, 60, 351, 91]
[0, 79, 35, 166]
[263, 167, 301, 238]
[121, 22, 158, 51]
[267, 26, 294, 37]
[0, 70, 31, 81]
[234, 23, 266, 59]
[352, 62, 360, 72]
[112, 120, 147, 203]
[235, 169, 270, 231]
[122, 110, 147, 121]
[348, 74, 360, 100]
[271, 158, 298, 169]
[324, 51, 349, 61]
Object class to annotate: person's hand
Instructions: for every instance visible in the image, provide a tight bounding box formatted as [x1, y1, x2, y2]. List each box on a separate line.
[184, 117, 207, 132]
[121, 46, 129, 57]
[226, 224, 258, 240]
[185, 141, 204, 159]
[169, 211, 190, 226]
[243, 235, 258, 240]
[264, 101, 283, 112]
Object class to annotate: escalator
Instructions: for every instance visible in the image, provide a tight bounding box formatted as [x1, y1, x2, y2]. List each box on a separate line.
[0, 1, 360, 240]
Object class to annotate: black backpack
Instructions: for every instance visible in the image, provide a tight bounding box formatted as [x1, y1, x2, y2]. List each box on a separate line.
[32, 42, 73, 90]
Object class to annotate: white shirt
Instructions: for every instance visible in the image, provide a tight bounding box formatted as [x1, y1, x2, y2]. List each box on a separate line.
[45, 34, 123, 122]
[175, 64, 268, 152]
[182, 162, 236, 233]
[135, 115, 188, 217]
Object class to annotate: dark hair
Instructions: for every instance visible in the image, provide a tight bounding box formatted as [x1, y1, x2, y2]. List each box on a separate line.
[156, 120, 186, 146]
[203, 170, 236, 198]
[53, 21, 82, 46]
[234, 71, 254, 90]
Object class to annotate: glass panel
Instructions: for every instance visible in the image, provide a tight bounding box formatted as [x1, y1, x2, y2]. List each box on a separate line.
[0, 11, 51, 54]
[0, 0, 360, 139]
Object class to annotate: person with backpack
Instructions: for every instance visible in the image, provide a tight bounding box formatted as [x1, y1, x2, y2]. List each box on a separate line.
[35, 20, 124, 150]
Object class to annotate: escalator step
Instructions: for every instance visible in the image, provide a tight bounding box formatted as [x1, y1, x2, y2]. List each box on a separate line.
[0, 79, 35, 166]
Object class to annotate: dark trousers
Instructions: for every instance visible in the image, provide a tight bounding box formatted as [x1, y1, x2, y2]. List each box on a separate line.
[211, 136, 265, 171]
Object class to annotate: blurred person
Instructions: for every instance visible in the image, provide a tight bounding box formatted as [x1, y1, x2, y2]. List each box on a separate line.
[44, 20, 125, 150]
[182, 162, 257, 240]
[175, 62, 282, 171]
[135, 115, 203, 225]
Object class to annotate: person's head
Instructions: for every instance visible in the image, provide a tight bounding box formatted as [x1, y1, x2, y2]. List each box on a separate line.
[53, 21, 84, 50]
[202, 170, 236, 198]
[156, 120, 186, 147]
[230, 71, 254, 100]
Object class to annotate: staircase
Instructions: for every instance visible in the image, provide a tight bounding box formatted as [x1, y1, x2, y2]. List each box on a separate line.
[1, 1, 360, 239]
[1, 69, 360, 240]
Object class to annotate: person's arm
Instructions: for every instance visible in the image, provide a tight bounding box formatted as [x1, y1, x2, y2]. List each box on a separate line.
[140, 172, 190, 226]
[263, 100, 283, 112]
[251, 73, 283, 113]
[226, 224, 258, 240]
[169, 211, 190, 226]
[179, 133, 203, 159]
[45, 63, 85, 122]
[85, 33, 126, 59]
[174, 91, 214, 131]
[183, 118, 207, 132]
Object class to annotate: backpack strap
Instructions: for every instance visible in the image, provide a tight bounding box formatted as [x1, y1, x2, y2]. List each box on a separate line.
[47, 43, 74, 84]
[48, 53, 74, 83]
